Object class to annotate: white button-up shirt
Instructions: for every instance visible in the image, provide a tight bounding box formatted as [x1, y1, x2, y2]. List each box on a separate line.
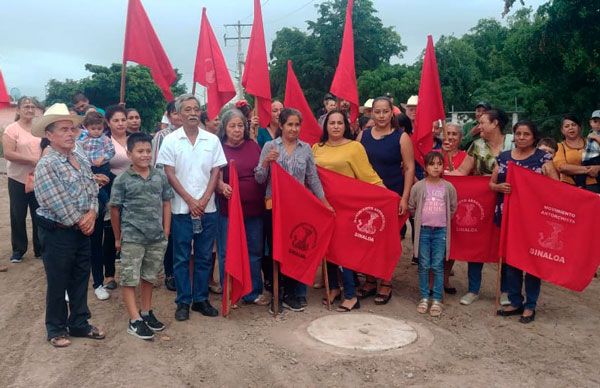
[156, 127, 227, 214]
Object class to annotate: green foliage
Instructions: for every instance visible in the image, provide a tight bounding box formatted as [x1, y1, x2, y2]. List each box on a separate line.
[45, 64, 186, 132]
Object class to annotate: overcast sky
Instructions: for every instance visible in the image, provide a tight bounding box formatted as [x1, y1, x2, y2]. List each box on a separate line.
[0, 0, 545, 100]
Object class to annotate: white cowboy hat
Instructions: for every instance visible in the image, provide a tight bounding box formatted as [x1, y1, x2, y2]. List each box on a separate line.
[401, 95, 418, 109]
[32, 103, 83, 137]
[363, 98, 374, 108]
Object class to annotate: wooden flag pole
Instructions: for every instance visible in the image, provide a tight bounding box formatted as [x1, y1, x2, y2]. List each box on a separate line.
[192, 82, 197, 96]
[225, 273, 232, 318]
[119, 59, 127, 105]
[322, 258, 331, 311]
[494, 255, 503, 314]
[273, 260, 280, 317]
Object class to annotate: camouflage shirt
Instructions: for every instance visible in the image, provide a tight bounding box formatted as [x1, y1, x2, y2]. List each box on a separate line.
[109, 167, 174, 244]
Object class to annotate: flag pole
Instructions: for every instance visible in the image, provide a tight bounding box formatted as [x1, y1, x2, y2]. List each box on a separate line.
[192, 82, 197, 96]
[119, 59, 127, 105]
[225, 273, 232, 318]
[273, 260, 280, 317]
[494, 255, 503, 314]
[322, 258, 331, 311]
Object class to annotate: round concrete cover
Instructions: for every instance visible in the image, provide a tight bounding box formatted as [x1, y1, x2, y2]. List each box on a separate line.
[307, 313, 418, 351]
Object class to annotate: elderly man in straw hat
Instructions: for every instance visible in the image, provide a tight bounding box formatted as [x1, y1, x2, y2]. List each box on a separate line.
[32, 103, 106, 347]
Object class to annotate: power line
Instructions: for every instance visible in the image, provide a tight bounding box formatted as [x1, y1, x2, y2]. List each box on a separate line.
[264, 0, 318, 25]
[224, 21, 252, 100]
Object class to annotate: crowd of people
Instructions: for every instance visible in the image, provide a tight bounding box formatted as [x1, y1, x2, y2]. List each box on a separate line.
[2, 90, 600, 347]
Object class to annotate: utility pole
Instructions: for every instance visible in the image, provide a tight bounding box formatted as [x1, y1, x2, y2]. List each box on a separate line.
[224, 21, 251, 100]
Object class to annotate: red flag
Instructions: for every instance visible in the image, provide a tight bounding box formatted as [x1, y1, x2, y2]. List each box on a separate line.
[222, 160, 253, 316]
[445, 176, 499, 262]
[194, 8, 236, 120]
[318, 167, 405, 281]
[0, 69, 9, 109]
[414, 35, 445, 166]
[330, 0, 359, 122]
[242, 0, 271, 127]
[271, 163, 335, 285]
[500, 163, 600, 291]
[123, 0, 176, 101]
[284, 60, 322, 145]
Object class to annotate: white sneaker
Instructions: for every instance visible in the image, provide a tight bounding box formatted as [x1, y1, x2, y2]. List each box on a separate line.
[65, 291, 69, 303]
[500, 293, 510, 306]
[460, 292, 479, 305]
[94, 286, 110, 301]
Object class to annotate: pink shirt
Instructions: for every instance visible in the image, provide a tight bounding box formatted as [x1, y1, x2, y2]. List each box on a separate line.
[421, 181, 447, 227]
[109, 137, 130, 176]
[3, 121, 41, 184]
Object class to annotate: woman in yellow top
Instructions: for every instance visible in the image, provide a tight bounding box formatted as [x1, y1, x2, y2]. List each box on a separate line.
[553, 114, 600, 191]
[312, 110, 383, 312]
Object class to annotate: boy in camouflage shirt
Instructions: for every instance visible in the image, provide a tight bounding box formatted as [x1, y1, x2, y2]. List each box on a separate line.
[109, 133, 174, 340]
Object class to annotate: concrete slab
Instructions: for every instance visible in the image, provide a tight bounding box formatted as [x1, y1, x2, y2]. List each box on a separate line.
[306, 313, 418, 352]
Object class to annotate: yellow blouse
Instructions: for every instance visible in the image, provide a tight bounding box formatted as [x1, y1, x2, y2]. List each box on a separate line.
[553, 141, 595, 185]
[312, 141, 382, 185]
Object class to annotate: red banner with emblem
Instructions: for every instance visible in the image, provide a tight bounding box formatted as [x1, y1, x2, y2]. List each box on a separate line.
[271, 163, 335, 285]
[500, 163, 600, 291]
[445, 176, 499, 263]
[318, 167, 405, 281]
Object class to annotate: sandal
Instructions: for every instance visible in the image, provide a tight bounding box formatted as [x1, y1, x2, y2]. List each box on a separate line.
[429, 301, 443, 317]
[356, 279, 377, 299]
[416, 299, 429, 314]
[322, 289, 341, 305]
[49, 335, 71, 348]
[374, 283, 393, 305]
[70, 326, 105, 340]
[336, 298, 360, 312]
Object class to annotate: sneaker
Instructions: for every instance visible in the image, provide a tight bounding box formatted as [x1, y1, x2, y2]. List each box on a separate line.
[175, 303, 190, 321]
[164, 276, 176, 292]
[297, 296, 308, 308]
[10, 253, 23, 263]
[65, 291, 69, 303]
[282, 295, 305, 312]
[460, 292, 479, 305]
[141, 310, 165, 332]
[94, 286, 110, 301]
[500, 293, 510, 306]
[127, 319, 155, 340]
[269, 299, 283, 315]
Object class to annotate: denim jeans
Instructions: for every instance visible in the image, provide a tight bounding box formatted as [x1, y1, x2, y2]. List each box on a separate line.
[171, 212, 218, 305]
[467, 262, 508, 294]
[506, 264, 541, 310]
[418, 226, 446, 301]
[217, 214, 264, 302]
[327, 263, 356, 299]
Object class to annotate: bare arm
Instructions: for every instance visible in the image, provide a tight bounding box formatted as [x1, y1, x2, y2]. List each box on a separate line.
[399, 132, 415, 215]
[162, 201, 171, 237]
[110, 206, 122, 251]
[198, 167, 221, 213]
[2, 134, 38, 165]
[489, 165, 511, 194]
[447, 154, 474, 176]
[164, 165, 202, 216]
[542, 161, 560, 180]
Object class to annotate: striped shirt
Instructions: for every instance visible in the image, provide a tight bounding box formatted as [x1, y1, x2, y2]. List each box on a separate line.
[34, 147, 99, 226]
[79, 133, 115, 165]
[151, 125, 176, 166]
[255, 137, 325, 199]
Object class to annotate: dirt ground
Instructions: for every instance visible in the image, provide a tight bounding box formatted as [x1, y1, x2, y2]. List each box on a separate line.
[1, 171, 600, 388]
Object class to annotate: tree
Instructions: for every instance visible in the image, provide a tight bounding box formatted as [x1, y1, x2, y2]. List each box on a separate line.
[45, 64, 187, 131]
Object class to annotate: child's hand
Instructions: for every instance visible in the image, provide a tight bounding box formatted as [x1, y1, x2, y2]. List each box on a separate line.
[93, 157, 105, 167]
[115, 239, 122, 252]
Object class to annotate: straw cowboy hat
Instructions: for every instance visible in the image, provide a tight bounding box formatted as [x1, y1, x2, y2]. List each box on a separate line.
[32, 103, 83, 137]
[363, 98, 374, 108]
[401, 95, 418, 109]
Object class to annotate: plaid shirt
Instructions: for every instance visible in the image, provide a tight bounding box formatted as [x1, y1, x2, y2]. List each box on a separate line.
[582, 131, 600, 162]
[35, 147, 99, 226]
[80, 133, 115, 165]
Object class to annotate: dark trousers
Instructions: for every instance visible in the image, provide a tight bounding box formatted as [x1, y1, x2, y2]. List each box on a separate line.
[163, 227, 174, 278]
[39, 223, 92, 340]
[90, 208, 107, 289]
[8, 178, 41, 257]
[102, 220, 116, 278]
[261, 210, 274, 292]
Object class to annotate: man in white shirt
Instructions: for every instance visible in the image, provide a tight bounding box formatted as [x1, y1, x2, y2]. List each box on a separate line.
[156, 94, 227, 321]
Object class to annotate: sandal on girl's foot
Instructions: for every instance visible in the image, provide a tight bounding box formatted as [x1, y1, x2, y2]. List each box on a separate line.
[374, 284, 392, 305]
[356, 280, 377, 299]
[429, 301, 443, 317]
[322, 289, 341, 305]
[519, 310, 536, 324]
[416, 299, 429, 314]
[49, 335, 71, 348]
[336, 298, 360, 312]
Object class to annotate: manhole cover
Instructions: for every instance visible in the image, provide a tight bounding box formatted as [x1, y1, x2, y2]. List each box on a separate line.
[307, 313, 418, 351]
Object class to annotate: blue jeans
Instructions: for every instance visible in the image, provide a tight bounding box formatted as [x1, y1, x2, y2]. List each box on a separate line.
[171, 212, 218, 305]
[418, 226, 446, 301]
[327, 263, 356, 299]
[467, 262, 508, 294]
[506, 264, 541, 310]
[217, 214, 264, 302]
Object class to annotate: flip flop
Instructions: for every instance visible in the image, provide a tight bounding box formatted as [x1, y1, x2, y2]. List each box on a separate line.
[49, 336, 71, 348]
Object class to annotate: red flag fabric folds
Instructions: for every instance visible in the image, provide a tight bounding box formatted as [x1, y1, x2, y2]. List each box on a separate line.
[242, 0, 271, 128]
[445, 176, 499, 263]
[271, 163, 335, 285]
[330, 0, 359, 122]
[318, 167, 405, 281]
[194, 8, 236, 120]
[0, 70, 10, 109]
[222, 161, 253, 316]
[123, 0, 176, 101]
[414, 35, 445, 167]
[284, 60, 322, 146]
[500, 163, 600, 291]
